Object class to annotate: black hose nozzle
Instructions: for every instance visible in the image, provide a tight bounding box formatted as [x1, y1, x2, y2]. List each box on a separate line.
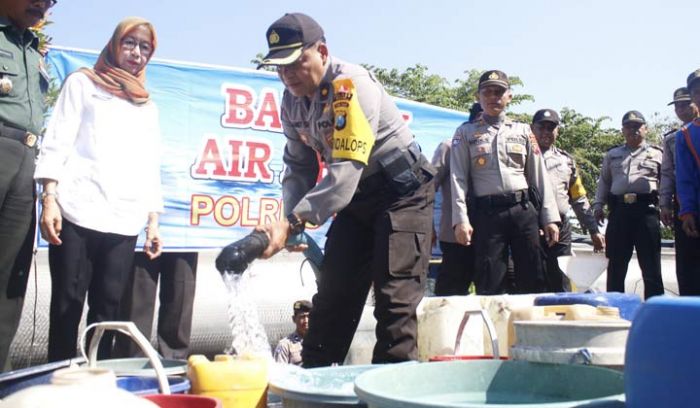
[215, 230, 270, 275]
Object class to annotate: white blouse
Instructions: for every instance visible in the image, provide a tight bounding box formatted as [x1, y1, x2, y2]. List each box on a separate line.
[35, 72, 164, 236]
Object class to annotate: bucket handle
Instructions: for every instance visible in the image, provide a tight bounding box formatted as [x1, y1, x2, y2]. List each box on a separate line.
[79, 321, 171, 395]
[454, 309, 500, 359]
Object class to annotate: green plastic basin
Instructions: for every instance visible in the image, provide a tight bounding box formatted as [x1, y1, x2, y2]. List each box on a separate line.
[354, 360, 625, 407]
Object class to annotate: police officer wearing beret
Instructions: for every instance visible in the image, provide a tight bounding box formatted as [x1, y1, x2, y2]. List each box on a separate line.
[450, 70, 560, 295]
[0, 0, 54, 370]
[273, 300, 312, 366]
[593, 111, 664, 299]
[256, 13, 435, 366]
[531, 109, 605, 292]
[675, 69, 700, 293]
[659, 87, 700, 295]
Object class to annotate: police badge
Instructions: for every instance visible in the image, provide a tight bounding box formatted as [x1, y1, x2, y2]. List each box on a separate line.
[0, 75, 12, 95]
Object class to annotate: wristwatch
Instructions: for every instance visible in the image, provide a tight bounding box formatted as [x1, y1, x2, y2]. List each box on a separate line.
[287, 213, 305, 235]
[41, 191, 58, 201]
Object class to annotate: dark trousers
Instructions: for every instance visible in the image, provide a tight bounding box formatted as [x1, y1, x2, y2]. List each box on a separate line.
[0, 139, 36, 371]
[472, 203, 546, 295]
[113, 252, 198, 359]
[542, 217, 572, 292]
[434, 241, 475, 296]
[674, 216, 700, 295]
[605, 204, 663, 299]
[48, 220, 137, 361]
[302, 180, 434, 367]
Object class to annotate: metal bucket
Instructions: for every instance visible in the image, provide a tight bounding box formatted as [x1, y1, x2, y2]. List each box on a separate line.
[354, 360, 625, 407]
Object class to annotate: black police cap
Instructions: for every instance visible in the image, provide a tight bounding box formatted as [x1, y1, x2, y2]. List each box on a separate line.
[258, 13, 324, 68]
[687, 69, 700, 92]
[622, 110, 646, 125]
[293, 300, 312, 314]
[668, 87, 691, 106]
[478, 70, 509, 90]
[532, 109, 561, 125]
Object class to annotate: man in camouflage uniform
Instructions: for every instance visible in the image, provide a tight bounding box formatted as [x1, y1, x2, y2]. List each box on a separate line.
[531, 109, 604, 292]
[450, 70, 560, 295]
[594, 111, 664, 299]
[0, 0, 54, 370]
[256, 13, 435, 366]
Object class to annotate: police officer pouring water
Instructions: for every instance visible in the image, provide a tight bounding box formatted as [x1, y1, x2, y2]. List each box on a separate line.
[256, 13, 435, 366]
[531, 109, 604, 292]
[593, 111, 664, 299]
[659, 87, 700, 295]
[0, 0, 54, 371]
[450, 70, 560, 295]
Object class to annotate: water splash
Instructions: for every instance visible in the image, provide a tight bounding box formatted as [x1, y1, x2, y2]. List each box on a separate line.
[222, 271, 271, 357]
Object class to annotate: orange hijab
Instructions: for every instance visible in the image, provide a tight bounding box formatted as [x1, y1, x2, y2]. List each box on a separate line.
[79, 17, 157, 105]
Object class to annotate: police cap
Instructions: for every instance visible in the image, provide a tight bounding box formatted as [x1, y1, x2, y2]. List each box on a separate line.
[687, 68, 700, 92]
[293, 300, 312, 315]
[258, 13, 324, 68]
[622, 110, 646, 125]
[478, 70, 509, 90]
[667, 87, 691, 106]
[532, 108, 561, 125]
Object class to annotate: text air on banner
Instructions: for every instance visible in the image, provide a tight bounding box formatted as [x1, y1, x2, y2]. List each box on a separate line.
[45, 47, 468, 250]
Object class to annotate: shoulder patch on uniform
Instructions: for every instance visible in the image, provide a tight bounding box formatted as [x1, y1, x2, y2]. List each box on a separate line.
[663, 127, 679, 137]
[330, 78, 375, 165]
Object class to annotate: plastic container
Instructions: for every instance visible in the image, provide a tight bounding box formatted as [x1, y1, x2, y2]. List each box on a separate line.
[534, 292, 642, 321]
[117, 376, 191, 396]
[187, 354, 268, 408]
[1, 367, 158, 408]
[354, 360, 625, 407]
[417, 296, 484, 361]
[625, 296, 700, 407]
[428, 308, 502, 361]
[268, 364, 380, 407]
[0, 358, 83, 398]
[507, 304, 623, 348]
[144, 394, 222, 408]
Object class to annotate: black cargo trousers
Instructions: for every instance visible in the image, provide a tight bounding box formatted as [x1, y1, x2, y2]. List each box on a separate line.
[302, 163, 435, 367]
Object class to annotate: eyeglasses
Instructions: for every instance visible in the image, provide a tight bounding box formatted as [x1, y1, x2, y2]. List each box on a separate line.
[121, 37, 153, 57]
[33, 0, 57, 8]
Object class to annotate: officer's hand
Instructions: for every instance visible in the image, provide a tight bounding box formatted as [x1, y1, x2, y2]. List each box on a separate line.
[594, 208, 606, 226]
[591, 232, 605, 253]
[257, 220, 291, 259]
[660, 207, 674, 228]
[143, 225, 162, 260]
[40, 197, 62, 245]
[682, 215, 700, 238]
[544, 223, 559, 247]
[454, 222, 473, 246]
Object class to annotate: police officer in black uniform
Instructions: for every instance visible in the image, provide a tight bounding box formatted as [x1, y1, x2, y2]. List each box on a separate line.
[0, 0, 54, 370]
[593, 111, 664, 299]
[256, 13, 435, 366]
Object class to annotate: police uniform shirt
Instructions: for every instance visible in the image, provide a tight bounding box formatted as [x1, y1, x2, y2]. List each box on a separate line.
[593, 142, 663, 210]
[542, 146, 598, 232]
[659, 130, 679, 209]
[449, 115, 560, 227]
[281, 57, 415, 225]
[0, 17, 48, 135]
[273, 332, 303, 366]
[431, 139, 457, 243]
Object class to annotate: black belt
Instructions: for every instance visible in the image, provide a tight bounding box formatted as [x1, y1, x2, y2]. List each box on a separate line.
[611, 193, 657, 206]
[0, 122, 37, 147]
[356, 143, 426, 194]
[476, 189, 528, 208]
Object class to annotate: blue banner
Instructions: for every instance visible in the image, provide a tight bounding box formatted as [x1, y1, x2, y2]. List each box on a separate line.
[45, 47, 468, 250]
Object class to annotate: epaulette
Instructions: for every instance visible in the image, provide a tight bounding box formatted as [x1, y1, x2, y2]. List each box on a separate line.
[663, 127, 679, 137]
[649, 144, 663, 152]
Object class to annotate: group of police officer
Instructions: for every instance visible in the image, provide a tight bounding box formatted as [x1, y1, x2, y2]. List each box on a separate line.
[2, 5, 699, 371]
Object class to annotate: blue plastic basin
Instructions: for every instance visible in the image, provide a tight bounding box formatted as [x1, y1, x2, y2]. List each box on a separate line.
[116, 376, 190, 396]
[535, 292, 641, 321]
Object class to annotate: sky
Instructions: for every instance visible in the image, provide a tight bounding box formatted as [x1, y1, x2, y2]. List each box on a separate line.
[46, 0, 699, 127]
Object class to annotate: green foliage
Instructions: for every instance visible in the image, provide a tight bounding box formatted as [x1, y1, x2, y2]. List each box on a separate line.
[29, 19, 60, 109]
[361, 64, 534, 113]
[251, 53, 276, 73]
